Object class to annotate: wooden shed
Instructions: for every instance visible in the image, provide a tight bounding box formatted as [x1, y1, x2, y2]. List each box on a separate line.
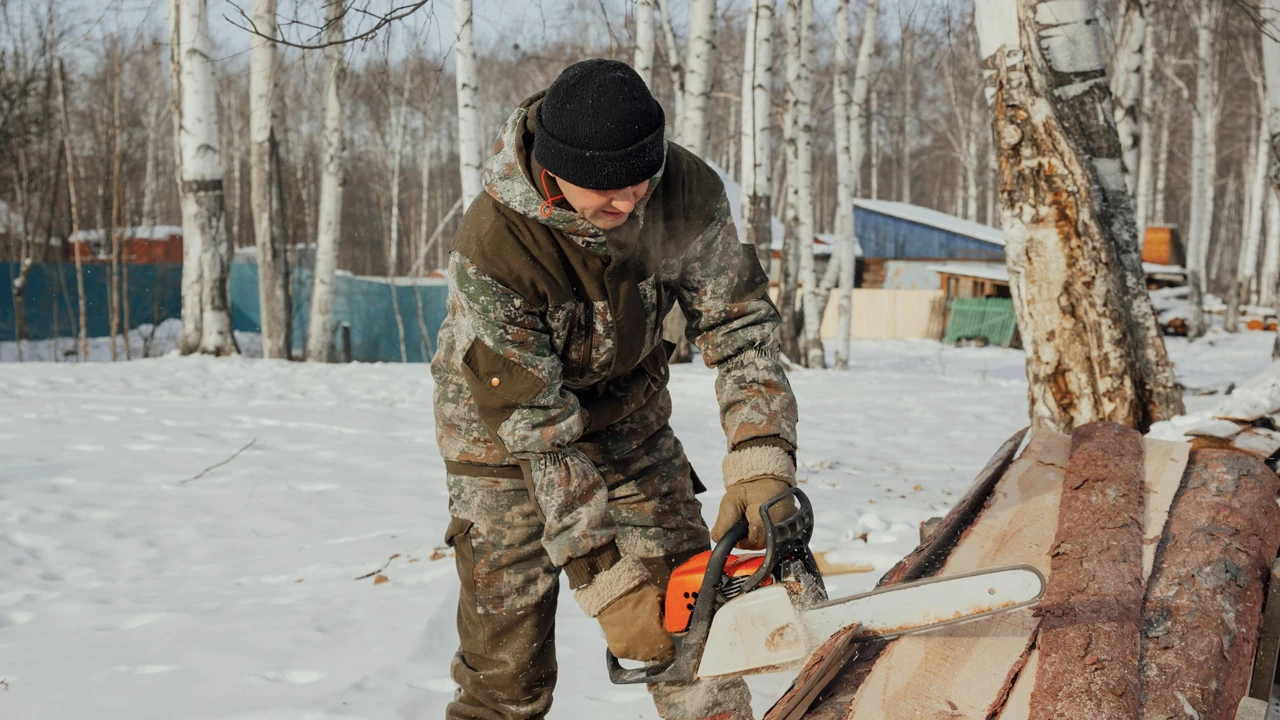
[852, 200, 1006, 289]
[67, 225, 183, 264]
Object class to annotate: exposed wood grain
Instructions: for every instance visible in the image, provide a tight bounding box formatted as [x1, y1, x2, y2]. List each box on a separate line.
[834, 429, 1069, 719]
[1141, 450, 1280, 720]
[786, 428, 1030, 720]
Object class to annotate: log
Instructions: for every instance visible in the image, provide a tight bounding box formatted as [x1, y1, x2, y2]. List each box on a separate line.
[1029, 422, 1145, 720]
[998, 438, 1191, 720]
[816, 429, 1070, 719]
[1140, 450, 1280, 720]
[766, 427, 1029, 720]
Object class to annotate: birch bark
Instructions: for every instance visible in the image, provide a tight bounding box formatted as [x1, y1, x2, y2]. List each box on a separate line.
[656, 0, 685, 140]
[837, 0, 879, 370]
[635, 0, 655, 87]
[740, 0, 775, 268]
[1187, 0, 1221, 338]
[251, 0, 290, 359]
[1265, 193, 1280, 311]
[1110, 0, 1147, 199]
[170, 0, 237, 356]
[454, 0, 482, 203]
[306, 1, 345, 362]
[1133, 2, 1159, 236]
[793, 0, 824, 368]
[975, 0, 1183, 432]
[55, 56, 87, 361]
[682, 0, 716, 158]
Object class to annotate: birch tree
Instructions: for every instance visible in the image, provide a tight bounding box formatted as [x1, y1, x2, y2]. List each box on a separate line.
[1229, 114, 1269, 330]
[1262, 0, 1280, 355]
[740, 0, 775, 268]
[788, 0, 823, 368]
[169, 0, 237, 356]
[1109, 0, 1148, 199]
[975, 0, 1183, 432]
[1132, 1, 1160, 235]
[306, 1, 346, 362]
[682, 0, 716, 157]
[454, 0, 481, 203]
[656, 0, 685, 139]
[1263, 193, 1280, 310]
[54, 56, 87, 360]
[250, 0, 290, 359]
[836, 0, 879, 370]
[1187, 0, 1222, 339]
[635, 0, 655, 88]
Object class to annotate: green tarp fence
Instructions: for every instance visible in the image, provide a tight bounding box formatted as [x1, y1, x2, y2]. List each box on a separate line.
[943, 297, 1018, 347]
[0, 261, 449, 363]
[228, 263, 448, 363]
[0, 262, 182, 342]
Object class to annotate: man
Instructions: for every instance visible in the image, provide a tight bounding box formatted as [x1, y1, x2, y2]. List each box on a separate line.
[432, 59, 799, 720]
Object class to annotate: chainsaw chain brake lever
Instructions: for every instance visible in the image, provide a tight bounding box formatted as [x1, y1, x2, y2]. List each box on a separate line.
[606, 488, 818, 685]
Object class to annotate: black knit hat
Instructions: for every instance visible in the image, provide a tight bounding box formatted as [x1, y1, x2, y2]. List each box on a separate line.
[533, 59, 666, 190]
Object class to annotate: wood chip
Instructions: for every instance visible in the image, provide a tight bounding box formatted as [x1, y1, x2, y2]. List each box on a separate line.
[373, 574, 389, 585]
[1231, 428, 1280, 459]
[1184, 418, 1246, 440]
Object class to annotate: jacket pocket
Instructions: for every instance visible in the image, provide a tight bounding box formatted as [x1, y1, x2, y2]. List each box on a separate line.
[460, 340, 548, 433]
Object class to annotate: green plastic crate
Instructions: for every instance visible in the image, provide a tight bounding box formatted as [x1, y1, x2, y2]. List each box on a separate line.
[943, 297, 1018, 347]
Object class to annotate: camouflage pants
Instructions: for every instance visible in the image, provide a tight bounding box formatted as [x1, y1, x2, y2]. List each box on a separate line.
[443, 424, 754, 720]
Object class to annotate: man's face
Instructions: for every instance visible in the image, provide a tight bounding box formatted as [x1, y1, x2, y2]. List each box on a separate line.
[554, 176, 651, 230]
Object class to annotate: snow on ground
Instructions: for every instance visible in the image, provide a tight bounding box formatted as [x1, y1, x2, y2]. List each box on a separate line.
[0, 330, 1274, 719]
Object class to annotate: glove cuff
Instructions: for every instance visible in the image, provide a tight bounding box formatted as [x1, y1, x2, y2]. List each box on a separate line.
[563, 540, 621, 590]
[722, 445, 796, 487]
[573, 554, 650, 618]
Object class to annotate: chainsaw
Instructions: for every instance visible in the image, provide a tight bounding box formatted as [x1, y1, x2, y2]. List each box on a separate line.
[607, 487, 1046, 685]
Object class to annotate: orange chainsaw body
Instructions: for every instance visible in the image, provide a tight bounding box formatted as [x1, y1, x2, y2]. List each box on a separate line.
[664, 550, 772, 633]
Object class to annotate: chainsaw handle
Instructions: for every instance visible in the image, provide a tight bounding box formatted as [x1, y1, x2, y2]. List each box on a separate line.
[605, 517, 750, 685]
[741, 486, 818, 595]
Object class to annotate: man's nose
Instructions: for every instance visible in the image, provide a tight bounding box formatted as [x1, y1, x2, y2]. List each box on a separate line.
[611, 195, 637, 213]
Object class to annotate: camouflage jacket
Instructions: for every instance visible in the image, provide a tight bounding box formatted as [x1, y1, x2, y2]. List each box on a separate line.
[431, 92, 798, 569]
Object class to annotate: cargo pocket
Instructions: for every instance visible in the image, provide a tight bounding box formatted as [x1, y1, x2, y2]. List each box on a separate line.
[460, 340, 547, 432]
[445, 516, 477, 599]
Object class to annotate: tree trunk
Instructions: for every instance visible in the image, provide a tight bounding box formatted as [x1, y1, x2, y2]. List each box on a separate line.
[55, 57, 87, 361]
[110, 44, 126, 360]
[170, 0, 237, 356]
[740, 0, 774, 270]
[306, 1, 345, 363]
[899, 31, 913, 204]
[836, 0, 879, 370]
[1140, 449, 1280, 720]
[656, 0, 685, 140]
[1110, 0, 1147, 200]
[142, 105, 160, 228]
[870, 90, 880, 200]
[1028, 422, 1144, 720]
[454, 0, 482, 204]
[1231, 116, 1269, 329]
[1263, 191, 1280, 312]
[1153, 90, 1171, 224]
[1133, 3, 1160, 237]
[833, 0, 853, 369]
[251, 0, 289, 359]
[976, 0, 1183, 432]
[634, 0, 655, 88]
[387, 68, 412, 364]
[1187, 0, 1221, 339]
[682, 0, 716, 158]
[786, 0, 822, 369]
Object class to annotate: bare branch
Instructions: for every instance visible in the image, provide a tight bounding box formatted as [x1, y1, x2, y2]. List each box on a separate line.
[180, 439, 258, 484]
[223, 0, 432, 50]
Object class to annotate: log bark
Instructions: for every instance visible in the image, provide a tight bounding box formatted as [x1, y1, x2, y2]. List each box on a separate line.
[1140, 449, 1280, 720]
[1029, 422, 1144, 720]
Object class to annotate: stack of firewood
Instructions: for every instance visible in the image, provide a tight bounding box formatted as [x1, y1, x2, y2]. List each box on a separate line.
[769, 424, 1280, 720]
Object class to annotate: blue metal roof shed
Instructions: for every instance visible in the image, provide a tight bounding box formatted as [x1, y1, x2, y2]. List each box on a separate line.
[854, 199, 1005, 260]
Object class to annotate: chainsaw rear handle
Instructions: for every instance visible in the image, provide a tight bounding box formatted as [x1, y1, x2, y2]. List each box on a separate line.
[606, 487, 817, 685]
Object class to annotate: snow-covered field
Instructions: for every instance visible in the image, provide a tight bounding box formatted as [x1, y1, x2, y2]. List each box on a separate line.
[0, 330, 1274, 719]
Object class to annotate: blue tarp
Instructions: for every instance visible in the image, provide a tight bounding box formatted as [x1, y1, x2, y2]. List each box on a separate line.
[229, 264, 448, 363]
[0, 262, 183, 341]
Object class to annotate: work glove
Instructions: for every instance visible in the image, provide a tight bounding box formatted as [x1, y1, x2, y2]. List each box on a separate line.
[571, 547, 674, 662]
[712, 444, 798, 550]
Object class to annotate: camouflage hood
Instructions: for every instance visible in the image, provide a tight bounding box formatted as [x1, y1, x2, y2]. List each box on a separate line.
[482, 92, 664, 242]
